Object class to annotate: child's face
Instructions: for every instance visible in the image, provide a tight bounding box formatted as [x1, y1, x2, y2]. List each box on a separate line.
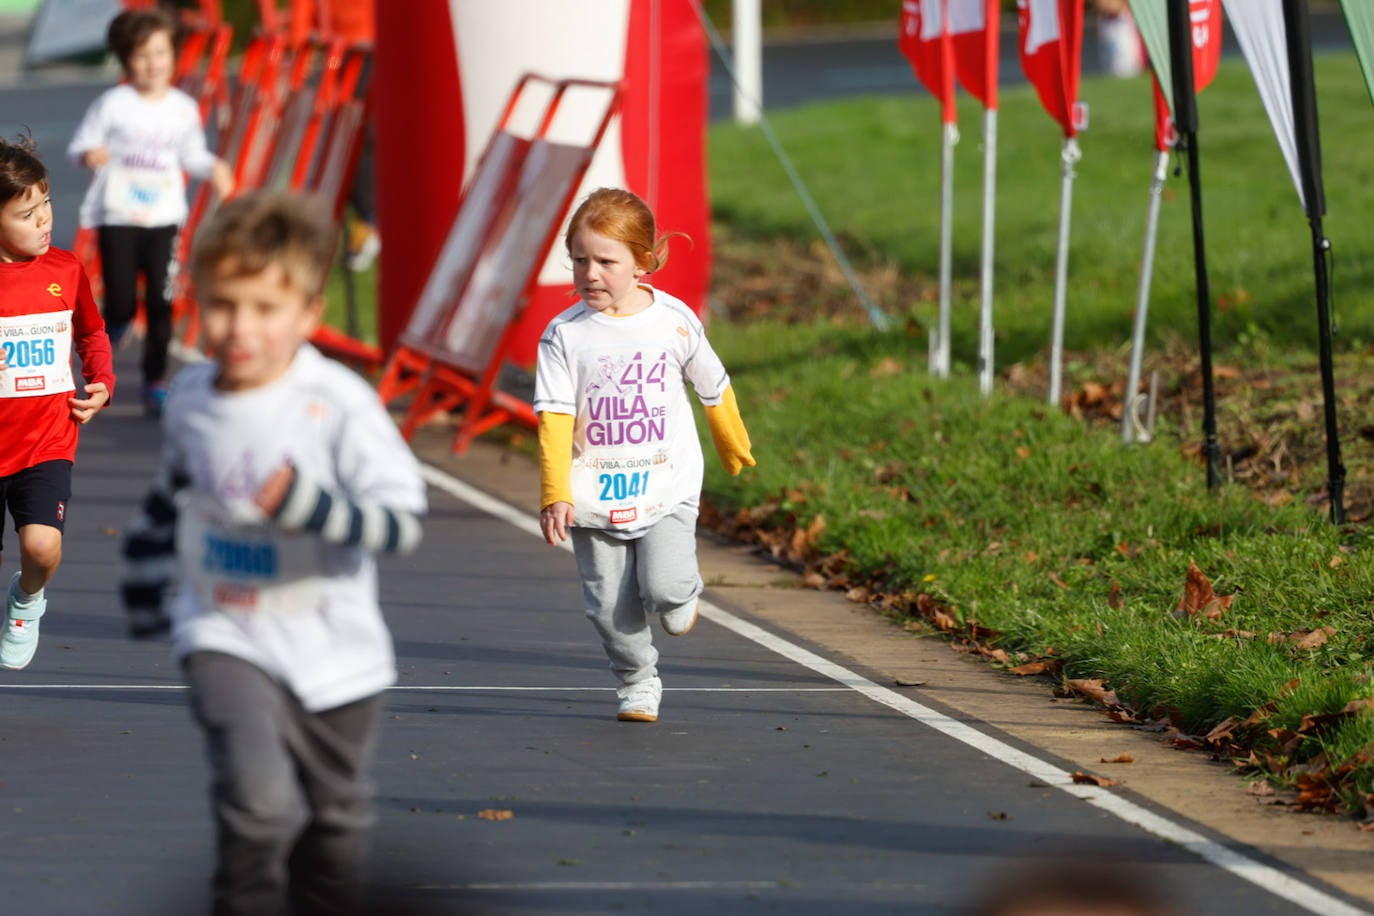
[569, 226, 648, 317]
[198, 261, 322, 392]
[0, 184, 52, 263]
[127, 29, 175, 96]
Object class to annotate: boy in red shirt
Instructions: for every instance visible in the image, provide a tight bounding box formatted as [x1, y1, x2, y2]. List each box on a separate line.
[0, 134, 115, 669]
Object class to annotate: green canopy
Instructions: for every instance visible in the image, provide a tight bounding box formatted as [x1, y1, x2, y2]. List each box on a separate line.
[1341, 0, 1374, 107]
[1128, 0, 1173, 113]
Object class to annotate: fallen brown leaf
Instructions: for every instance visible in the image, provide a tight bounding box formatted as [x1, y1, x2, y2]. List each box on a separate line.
[478, 809, 514, 822]
[1100, 753, 1134, 764]
[1071, 771, 1119, 787]
[1175, 560, 1235, 620]
[1008, 661, 1048, 676]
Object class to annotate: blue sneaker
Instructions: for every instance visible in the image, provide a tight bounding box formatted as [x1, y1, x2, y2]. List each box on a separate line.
[143, 382, 168, 419]
[1, 572, 45, 671]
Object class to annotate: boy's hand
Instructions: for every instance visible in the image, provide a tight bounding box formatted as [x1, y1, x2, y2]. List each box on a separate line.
[69, 382, 109, 424]
[540, 501, 575, 546]
[254, 463, 295, 518]
[83, 147, 111, 169]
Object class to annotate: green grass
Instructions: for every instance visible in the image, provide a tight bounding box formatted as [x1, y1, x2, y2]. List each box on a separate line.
[709, 53, 1374, 361]
[699, 54, 1374, 815]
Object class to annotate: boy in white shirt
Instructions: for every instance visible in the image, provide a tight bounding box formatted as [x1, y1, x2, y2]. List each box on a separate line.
[68, 7, 234, 417]
[120, 190, 426, 915]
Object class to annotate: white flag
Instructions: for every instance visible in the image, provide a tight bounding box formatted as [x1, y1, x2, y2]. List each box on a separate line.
[1221, 0, 1306, 209]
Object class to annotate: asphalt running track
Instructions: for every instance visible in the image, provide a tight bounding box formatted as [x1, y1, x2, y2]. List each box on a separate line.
[0, 346, 1367, 916]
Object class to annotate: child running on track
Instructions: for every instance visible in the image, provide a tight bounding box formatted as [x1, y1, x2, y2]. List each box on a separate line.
[119, 190, 426, 914]
[535, 187, 755, 723]
[68, 6, 234, 418]
[0, 134, 114, 671]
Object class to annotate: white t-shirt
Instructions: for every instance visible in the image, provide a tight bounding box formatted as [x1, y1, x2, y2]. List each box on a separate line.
[162, 345, 427, 712]
[67, 84, 218, 229]
[533, 286, 730, 537]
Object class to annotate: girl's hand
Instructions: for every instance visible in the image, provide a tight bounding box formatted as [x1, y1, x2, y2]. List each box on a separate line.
[254, 463, 295, 518]
[211, 160, 235, 200]
[540, 501, 575, 546]
[69, 382, 109, 424]
[83, 147, 111, 169]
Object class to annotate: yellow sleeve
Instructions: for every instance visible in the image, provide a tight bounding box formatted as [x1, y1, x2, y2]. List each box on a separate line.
[538, 411, 575, 509]
[704, 384, 756, 476]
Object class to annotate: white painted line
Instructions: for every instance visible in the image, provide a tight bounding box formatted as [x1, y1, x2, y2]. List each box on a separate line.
[419, 460, 1371, 916]
[408, 880, 924, 892]
[0, 684, 189, 689]
[0, 684, 848, 693]
[410, 881, 802, 892]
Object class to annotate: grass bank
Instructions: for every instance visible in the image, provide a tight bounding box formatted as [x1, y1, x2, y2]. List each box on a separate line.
[701, 54, 1374, 818]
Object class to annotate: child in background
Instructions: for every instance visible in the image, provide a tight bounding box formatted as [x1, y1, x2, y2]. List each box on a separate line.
[119, 190, 426, 913]
[68, 6, 234, 417]
[535, 187, 755, 723]
[0, 134, 114, 670]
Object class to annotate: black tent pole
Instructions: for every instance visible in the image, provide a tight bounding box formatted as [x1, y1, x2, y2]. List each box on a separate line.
[1168, 0, 1220, 489]
[1284, 0, 1345, 523]
[1309, 220, 1344, 523]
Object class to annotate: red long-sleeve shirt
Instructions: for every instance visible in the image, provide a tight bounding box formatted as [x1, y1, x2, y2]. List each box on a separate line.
[0, 247, 115, 477]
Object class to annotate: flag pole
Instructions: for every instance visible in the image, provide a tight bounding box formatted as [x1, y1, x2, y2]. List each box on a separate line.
[1284, 0, 1345, 522]
[1047, 136, 1079, 406]
[933, 120, 958, 377]
[977, 106, 997, 396]
[1122, 147, 1169, 443]
[1168, 0, 1220, 488]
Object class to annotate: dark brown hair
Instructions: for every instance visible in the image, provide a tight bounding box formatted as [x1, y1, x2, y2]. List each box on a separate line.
[107, 7, 178, 72]
[565, 187, 686, 274]
[191, 190, 337, 295]
[0, 131, 48, 207]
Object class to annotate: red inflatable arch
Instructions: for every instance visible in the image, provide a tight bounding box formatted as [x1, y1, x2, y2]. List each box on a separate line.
[373, 0, 711, 367]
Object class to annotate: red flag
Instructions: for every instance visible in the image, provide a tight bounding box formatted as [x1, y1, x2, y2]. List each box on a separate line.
[1152, 76, 1175, 151]
[950, 0, 1000, 110]
[1189, 0, 1223, 90]
[900, 0, 957, 124]
[1018, 0, 1084, 137]
[1150, 0, 1222, 151]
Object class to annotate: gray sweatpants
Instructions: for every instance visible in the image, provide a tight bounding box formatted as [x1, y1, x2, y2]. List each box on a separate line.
[571, 505, 703, 686]
[184, 652, 384, 916]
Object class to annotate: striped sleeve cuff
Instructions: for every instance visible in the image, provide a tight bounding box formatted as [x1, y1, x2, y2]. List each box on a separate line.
[275, 468, 424, 554]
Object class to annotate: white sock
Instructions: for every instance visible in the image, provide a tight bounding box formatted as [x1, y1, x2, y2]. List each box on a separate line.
[9, 580, 42, 609]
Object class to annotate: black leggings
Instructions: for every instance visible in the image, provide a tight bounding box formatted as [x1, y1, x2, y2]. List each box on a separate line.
[97, 224, 179, 386]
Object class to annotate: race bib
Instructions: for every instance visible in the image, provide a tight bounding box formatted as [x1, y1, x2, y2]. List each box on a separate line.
[0, 309, 73, 399]
[178, 495, 325, 617]
[572, 445, 675, 530]
[102, 163, 183, 227]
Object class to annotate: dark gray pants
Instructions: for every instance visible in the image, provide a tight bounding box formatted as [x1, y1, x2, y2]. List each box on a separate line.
[185, 652, 384, 916]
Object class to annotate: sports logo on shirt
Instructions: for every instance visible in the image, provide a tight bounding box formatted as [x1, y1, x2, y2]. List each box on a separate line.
[46, 283, 61, 297]
[610, 507, 638, 525]
[15, 376, 45, 392]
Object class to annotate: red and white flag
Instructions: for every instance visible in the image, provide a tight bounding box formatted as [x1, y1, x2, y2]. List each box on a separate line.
[950, 0, 1001, 110]
[900, 0, 958, 124]
[1018, 0, 1084, 137]
[1134, 0, 1223, 150]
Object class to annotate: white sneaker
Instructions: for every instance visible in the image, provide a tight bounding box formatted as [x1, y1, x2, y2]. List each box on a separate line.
[616, 677, 662, 722]
[1, 572, 45, 671]
[661, 601, 699, 637]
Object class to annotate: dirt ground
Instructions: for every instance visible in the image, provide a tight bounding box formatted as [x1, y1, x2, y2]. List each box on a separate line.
[410, 427, 1374, 910]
